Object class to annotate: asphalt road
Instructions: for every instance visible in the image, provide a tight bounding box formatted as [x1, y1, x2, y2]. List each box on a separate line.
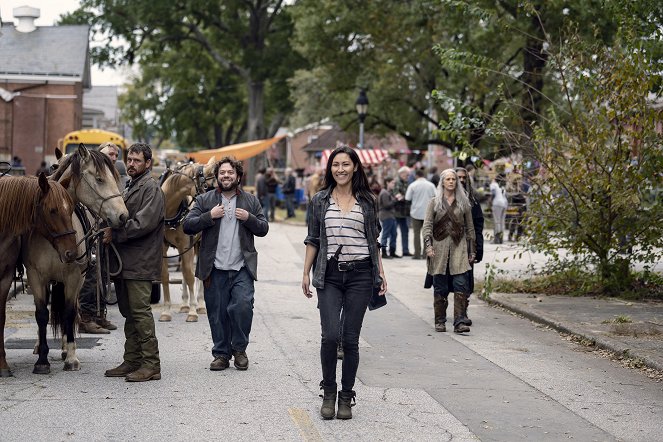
[1, 222, 661, 441]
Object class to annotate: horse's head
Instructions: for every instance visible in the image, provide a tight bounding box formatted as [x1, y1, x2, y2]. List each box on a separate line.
[33, 173, 78, 263]
[53, 144, 129, 228]
[202, 156, 217, 190]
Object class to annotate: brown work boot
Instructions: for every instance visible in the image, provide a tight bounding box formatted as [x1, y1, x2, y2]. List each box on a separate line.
[80, 314, 110, 334]
[453, 292, 471, 333]
[232, 350, 249, 371]
[104, 361, 139, 377]
[433, 293, 448, 333]
[95, 315, 117, 331]
[210, 356, 229, 371]
[125, 367, 161, 382]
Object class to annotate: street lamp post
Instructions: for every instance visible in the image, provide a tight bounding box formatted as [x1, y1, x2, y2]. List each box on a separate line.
[355, 89, 368, 149]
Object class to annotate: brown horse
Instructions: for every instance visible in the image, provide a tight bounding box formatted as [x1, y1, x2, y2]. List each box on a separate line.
[21, 145, 128, 374]
[0, 173, 78, 377]
[159, 158, 216, 322]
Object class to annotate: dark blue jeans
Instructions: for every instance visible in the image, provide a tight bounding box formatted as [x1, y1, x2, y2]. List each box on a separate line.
[395, 217, 410, 254]
[380, 217, 397, 253]
[205, 267, 255, 358]
[317, 259, 372, 392]
[285, 193, 296, 217]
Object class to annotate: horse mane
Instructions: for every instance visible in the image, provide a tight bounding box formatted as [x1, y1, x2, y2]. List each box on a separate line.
[51, 149, 120, 184]
[0, 176, 72, 235]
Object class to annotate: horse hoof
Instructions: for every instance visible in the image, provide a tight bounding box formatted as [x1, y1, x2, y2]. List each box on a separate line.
[33, 364, 51, 375]
[63, 361, 80, 371]
[179, 305, 190, 314]
[0, 368, 13, 377]
[196, 307, 207, 315]
[185, 314, 198, 322]
[159, 313, 172, 322]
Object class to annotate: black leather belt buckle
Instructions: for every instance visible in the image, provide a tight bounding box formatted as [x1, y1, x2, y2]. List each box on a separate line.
[337, 262, 353, 272]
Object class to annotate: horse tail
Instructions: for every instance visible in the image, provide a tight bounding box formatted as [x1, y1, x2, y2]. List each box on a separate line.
[50, 282, 66, 337]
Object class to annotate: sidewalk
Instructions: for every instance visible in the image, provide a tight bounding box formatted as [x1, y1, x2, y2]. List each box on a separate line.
[487, 292, 663, 372]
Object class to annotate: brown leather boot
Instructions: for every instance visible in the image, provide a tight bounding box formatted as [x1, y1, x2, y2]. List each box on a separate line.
[80, 313, 110, 334]
[433, 293, 448, 332]
[125, 367, 161, 382]
[453, 293, 470, 333]
[95, 314, 117, 330]
[104, 361, 139, 377]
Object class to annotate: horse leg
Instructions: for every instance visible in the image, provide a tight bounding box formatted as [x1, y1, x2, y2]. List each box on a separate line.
[61, 285, 80, 371]
[0, 277, 13, 377]
[32, 286, 51, 374]
[182, 250, 198, 322]
[159, 243, 173, 322]
[195, 277, 207, 315]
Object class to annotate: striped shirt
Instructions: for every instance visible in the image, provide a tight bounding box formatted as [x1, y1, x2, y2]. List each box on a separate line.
[325, 200, 369, 261]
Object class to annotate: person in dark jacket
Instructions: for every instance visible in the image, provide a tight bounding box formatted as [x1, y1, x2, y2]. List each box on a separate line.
[455, 166, 484, 325]
[283, 167, 297, 218]
[265, 168, 280, 222]
[183, 157, 269, 372]
[103, 143, 165, 382]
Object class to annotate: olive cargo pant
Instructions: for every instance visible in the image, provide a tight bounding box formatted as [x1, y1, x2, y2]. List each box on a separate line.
[115, 279, 161, 370]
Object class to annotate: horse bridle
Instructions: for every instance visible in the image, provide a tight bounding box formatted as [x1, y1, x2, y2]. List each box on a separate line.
[79, 173, 124, 221]
[35, 192, 77, 241]
[163, 164, 215, 230]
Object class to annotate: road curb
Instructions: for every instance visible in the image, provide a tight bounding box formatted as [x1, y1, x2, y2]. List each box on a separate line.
[486, 296, 663, 373]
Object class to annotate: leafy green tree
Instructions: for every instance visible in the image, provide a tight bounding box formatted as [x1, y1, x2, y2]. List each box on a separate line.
[524, 34, 663, 292]
[60, 0, 303, 144]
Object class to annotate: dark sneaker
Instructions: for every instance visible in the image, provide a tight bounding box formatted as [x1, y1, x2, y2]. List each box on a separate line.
[232, 351, 249, 371]
[402, 252, 413, 257]
[105, 362, 139, 377]
[210, 356, 229, 371]
[125, 367, 161, 382]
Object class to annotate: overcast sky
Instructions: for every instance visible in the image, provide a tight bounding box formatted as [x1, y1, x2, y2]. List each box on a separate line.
[1, 0, 128, 86]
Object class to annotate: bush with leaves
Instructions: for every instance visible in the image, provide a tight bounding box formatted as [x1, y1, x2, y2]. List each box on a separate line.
[524, 38, 663, 293]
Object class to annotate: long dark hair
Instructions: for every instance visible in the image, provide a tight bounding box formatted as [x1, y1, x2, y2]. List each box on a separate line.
[323, 146, 374, 204]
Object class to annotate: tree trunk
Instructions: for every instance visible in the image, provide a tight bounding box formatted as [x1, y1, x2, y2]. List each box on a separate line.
[246, 79, 265, 185]
[520, 17, 548, 159]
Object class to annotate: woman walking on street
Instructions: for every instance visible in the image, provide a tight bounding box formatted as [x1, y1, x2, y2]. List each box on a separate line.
[422, 169, 475, 333]
[302, 146, 387, 420]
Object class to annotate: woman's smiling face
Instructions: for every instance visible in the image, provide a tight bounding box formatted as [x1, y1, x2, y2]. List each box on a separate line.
[331, 153, 356, 186]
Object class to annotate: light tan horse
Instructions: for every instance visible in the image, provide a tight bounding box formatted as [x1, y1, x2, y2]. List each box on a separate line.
[21, 145, 128, 374]
[0, 173, 78, 377]
[159, 158, 216, 322]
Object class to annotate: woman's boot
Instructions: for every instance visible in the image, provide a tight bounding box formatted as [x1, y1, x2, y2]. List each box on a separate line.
[337, 390, 356, 420]
[453, 293, 470, 333]
[319, 382, 337, 419]
[433, 293, 448, 332]
[464, 295, 472, 326]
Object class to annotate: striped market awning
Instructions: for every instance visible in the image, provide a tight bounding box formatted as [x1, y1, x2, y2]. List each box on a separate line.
[321, 148, 389, 167]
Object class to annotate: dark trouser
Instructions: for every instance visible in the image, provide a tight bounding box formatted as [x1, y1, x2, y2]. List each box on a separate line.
[379, 218, 397, 253]
[115, 279, 160, 369]
[411, 218, 424, 258]
[433, 272, 469, 327]
[395, 217, 410, 254]
[285, 193, 296, 217]
[205, 267, 255, 358]
[79, 248, 109, 316]
[317, 259, 372, 392]
[260, 195, 270, 220]
[267, 193, 276, 221]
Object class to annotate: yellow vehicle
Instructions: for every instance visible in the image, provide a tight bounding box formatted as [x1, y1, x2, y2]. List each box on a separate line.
[59, 129, 128, 161]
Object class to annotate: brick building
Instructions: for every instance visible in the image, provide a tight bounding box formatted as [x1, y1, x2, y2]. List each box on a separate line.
[0, 6, 90, 174]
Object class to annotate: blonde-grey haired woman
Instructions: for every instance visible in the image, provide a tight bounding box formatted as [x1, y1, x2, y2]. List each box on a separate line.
[422, 169, 475, 333]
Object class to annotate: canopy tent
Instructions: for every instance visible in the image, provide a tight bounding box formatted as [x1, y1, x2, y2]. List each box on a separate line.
[188, 135, 285, 163]
[321, 148, 389, 167]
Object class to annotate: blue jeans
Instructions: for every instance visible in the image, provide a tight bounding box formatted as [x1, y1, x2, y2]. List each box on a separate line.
[317, 259, 372, 392]
[395, 217, 409, 254]
[205, 267, 255, 358]
[380, 218, 397, 253]
[260, 195, 270, 220]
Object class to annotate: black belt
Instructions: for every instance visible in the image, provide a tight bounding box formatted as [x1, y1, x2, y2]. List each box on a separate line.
[332, 258, 371, 272]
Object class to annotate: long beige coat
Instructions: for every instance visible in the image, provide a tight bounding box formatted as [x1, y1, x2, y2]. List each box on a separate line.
[422, 198, 475, 276]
